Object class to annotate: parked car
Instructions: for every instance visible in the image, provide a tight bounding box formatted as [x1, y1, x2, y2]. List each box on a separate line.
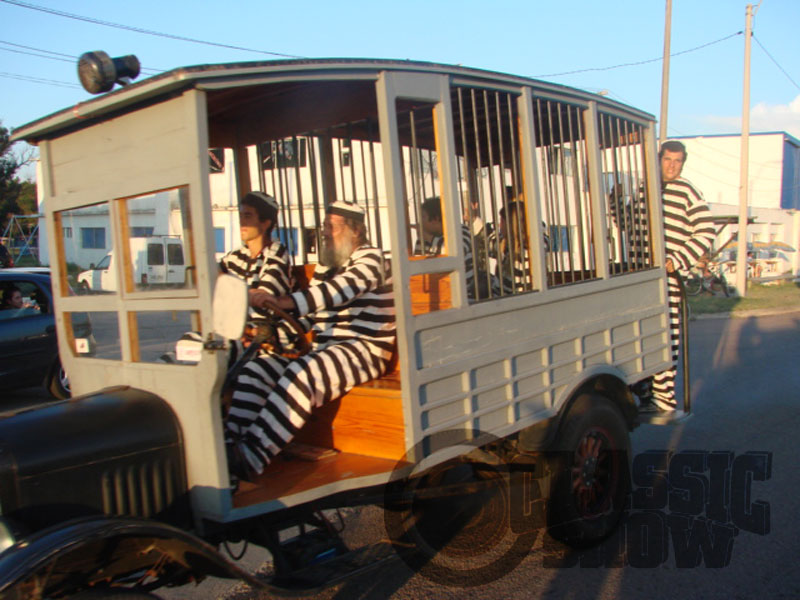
[0, 271, 93, 398]
[0, 242, 13, 268]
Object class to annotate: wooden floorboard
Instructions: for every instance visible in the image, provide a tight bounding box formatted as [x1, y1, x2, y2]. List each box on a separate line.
[233, 451, 402, 507]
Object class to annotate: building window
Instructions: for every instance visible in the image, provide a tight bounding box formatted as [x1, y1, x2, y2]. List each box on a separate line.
[214, 228, 226, 253]
[63, 227, 72, 238]
[209, 148, 225, 173]
[547, 225, 572, 252]
[81, 227, 106, 249]
[260, 138, 308, 170]
[130, 226, 154, 237]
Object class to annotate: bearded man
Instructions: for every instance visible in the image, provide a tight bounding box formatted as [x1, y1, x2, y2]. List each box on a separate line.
[225, 201, 395, 477]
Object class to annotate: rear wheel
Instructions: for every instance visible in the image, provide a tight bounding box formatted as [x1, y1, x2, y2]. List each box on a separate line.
[48, 356, 71, 399]
[546, 393, 631, 547]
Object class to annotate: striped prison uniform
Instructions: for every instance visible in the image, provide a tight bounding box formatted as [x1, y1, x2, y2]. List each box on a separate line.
[414, 224, 497, 300]
[218, 240, 293, 362]
[177, 240, 292, 364]
[219, 240, 293, 319]
[225, 245, 396, 472]
[487, 231, 532, 295]
[653, 178, 715, 409]
[612, 179, 715, 409]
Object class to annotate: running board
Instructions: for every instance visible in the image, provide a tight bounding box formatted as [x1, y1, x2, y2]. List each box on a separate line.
[267, 540, 402, 593]
[636, 409, 693, 426]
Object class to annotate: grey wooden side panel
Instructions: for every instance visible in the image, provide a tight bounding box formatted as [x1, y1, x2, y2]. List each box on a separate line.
[47, 98, 192, 205]
[411, 275, 669, 438]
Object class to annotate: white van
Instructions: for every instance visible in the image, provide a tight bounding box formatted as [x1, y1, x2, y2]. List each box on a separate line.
[77, 236, 186, 292]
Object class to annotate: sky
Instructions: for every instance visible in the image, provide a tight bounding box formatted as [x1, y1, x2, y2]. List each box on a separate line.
[1, 0, 799, 176]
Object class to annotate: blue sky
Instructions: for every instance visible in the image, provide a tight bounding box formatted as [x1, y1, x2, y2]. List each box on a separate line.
[2, 0, 799, 149]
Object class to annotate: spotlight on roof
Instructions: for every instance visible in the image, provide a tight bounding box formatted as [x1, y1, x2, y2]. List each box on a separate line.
[77, 51, 141, 94]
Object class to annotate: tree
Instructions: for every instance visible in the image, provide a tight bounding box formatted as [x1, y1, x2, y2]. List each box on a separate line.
[1, 120, 36, 232]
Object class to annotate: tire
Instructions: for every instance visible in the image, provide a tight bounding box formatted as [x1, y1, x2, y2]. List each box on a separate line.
[79, 281, 91, 295]
[48, 356, 71, 399]
[683, 274, 702, 296]
[709, 277, 730, 297]
[546, 393, 631, 547]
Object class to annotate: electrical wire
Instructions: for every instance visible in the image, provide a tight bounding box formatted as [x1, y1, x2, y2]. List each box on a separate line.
[0, 40, 163, 74]
[0, 0, 305, 59]
[532, 31, 743, 78]
[752, 35, 800, 92]
[0, 70, 80, 88]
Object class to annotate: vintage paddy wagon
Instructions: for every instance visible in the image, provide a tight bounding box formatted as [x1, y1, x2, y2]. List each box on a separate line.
[2, 56, 678, 598]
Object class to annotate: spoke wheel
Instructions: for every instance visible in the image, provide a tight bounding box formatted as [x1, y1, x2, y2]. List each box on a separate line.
[547, 393, 631, 547]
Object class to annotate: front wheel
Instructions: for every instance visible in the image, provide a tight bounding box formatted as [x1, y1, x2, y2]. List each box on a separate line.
[48, 356, 71, 399]
[546, 393, 631, 547]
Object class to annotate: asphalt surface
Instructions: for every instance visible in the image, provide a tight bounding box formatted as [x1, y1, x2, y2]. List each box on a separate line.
[5, 309, 800, 599]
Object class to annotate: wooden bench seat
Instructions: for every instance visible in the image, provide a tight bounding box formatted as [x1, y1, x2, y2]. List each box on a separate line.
[233, 263, 452, 507]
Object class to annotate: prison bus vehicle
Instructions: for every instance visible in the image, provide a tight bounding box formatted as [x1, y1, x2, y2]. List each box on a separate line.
[1, 55, 688, 598]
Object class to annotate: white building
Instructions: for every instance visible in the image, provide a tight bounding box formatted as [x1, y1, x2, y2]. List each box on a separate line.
[671, 132, 800, 276]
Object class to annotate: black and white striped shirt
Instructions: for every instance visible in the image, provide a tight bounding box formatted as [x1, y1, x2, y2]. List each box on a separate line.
[219, 240, 292, 318]
[610, 178, 715, 273]
[291, 245, 395, 352]
[662, 178, 716, 272]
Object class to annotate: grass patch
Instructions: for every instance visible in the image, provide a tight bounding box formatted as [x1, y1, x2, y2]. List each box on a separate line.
[688, 279, 800, 315]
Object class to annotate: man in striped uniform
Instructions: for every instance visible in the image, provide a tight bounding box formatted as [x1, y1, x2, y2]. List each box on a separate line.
[219, 191, 292, 319]
[647, 140, 716, 411]
[226, 201, 395, 476]
[414, 196, 489, 300]
[176, 191, 291, 364]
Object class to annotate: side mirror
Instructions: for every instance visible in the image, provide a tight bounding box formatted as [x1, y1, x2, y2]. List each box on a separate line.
[213, 274, 247, 341]
[89, 263, 96, 270]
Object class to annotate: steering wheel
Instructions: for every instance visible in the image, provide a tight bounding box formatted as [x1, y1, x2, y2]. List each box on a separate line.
[246, 299, 311, 359]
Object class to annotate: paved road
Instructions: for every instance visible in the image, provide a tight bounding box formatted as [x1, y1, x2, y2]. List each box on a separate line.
[5, 312, 799, 599]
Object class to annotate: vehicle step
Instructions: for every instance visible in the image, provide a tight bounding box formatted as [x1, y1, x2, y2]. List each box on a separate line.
[269, 540, 400, 591]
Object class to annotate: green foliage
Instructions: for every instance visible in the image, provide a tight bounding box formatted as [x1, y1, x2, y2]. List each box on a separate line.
[0, 120, 36, 232]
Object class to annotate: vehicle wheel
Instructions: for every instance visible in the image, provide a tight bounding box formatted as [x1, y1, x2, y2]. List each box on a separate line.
[683, 274, 702, 296]
[48, 356, 71, 399]
[79, 281, 91, 295]
[546, 393, 631, 547]
[709, 277, 729, 297]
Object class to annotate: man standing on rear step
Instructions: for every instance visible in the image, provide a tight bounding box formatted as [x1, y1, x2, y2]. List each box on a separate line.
[640, 140, 716, 412]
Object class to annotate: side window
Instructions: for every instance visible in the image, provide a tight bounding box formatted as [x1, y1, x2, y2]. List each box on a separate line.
[0, 281, 44, 319]
[530, 98, 596, 287]
[147, 243, 165, 266]
[598, 113, 653, 275]
[167, 243, 184, 266]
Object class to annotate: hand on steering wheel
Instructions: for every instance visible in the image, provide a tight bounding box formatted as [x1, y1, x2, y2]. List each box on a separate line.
[246, 297, 311, 358]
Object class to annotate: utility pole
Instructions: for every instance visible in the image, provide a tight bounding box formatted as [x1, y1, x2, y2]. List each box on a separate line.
[735, 4, 754, 296]
[659, 0, 673, 144]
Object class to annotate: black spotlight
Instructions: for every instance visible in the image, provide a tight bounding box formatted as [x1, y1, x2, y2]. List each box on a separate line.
[78, 51, 141, 94]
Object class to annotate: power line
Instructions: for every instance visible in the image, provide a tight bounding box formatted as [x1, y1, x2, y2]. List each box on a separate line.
[533, 31, 743, 78]
[0, 0, 305, 59]
[752, 34, 800, 92]
[0, 70, 80, 88]
[0, 39, 163, 74]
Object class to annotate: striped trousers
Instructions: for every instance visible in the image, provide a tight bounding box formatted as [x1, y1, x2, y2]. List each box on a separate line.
[652, 274, 682, 410]
[225, 338, 392, 473]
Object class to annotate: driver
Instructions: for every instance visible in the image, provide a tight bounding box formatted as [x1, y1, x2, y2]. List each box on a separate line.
[225, 201, 396, 478]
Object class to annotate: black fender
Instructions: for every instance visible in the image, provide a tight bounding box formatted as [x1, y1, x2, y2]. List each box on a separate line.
[0, 515, 272, 599]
